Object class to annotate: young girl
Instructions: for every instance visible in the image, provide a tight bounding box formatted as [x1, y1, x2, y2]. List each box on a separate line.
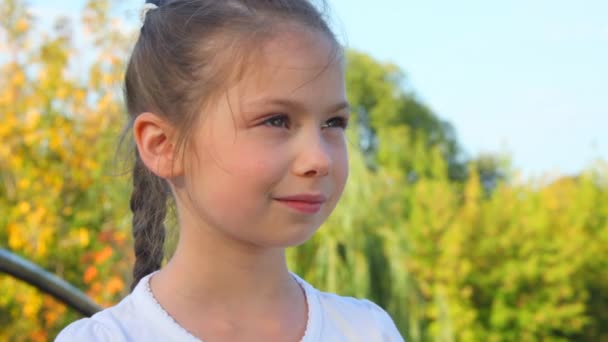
[57, 0, 403, 341]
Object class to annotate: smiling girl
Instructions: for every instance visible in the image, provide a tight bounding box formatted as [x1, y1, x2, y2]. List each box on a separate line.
[56, 0, 403, 341]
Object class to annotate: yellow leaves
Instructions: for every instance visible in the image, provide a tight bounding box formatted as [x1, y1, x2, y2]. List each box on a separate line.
[17, 200, 31, 213]
[28, 205, 47, 225]
[36, 68, 48, 82]
[94, 246, 113, 264]
[23, 131, 39, 146]
[65, 226, 91, 248]
[62, 206, 72, 216]
[0, 82, 15, 104]
[73, 88, 86, 103]
[55, 85, 69, 100]
[0, 0, 137, 339]
[102, 73, 114, 85]
[11, 69, 26, 87]
[22, 108, 39, 127]
[401, 164, 608, 340]
[23, 292, 42, 319]
[460, 286, 472, 299]
[111, 230, 128, 244]
[6, 203, 53, 256]
[80, 231, 131, 305]
[83, 158, 99, 170]
[7, 223, 25, 249]
[464, 164, 482, 210]
[35, 224, 54, 257]
[0, 113, 17, 137]
[48, 132, 63, 151]
[43, 296, 66, 327]
[107, 276, 125, 295]
[78, 228, 90, 247]
[0, 144, 9, 159]
[28, 330, 47, 342]
[84, 266, 98, 284]
[8, 154, 23, 168]
[96, 92, 115, 113]
[15, 18, 29, 34]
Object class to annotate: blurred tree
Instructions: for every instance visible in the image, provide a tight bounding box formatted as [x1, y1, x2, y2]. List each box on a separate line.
[0, 0, 133, 340]
[469, 152, 512, 195]
[345, 50, 467, 181]
[1, 1, 606, 341]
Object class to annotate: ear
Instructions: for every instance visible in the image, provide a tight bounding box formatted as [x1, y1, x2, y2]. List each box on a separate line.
[133, 112, 184, 179]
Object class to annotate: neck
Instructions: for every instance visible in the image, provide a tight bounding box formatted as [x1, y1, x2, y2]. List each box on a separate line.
[150, 223, 295, 309]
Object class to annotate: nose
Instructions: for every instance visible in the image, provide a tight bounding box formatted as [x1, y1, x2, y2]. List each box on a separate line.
[292, 132, 331, 178]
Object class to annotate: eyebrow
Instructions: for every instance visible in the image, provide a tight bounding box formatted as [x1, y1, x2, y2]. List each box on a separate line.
[248, 98, 350, 114]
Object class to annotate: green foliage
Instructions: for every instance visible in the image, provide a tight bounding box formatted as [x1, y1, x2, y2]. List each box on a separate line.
[1, 1, 606, 341]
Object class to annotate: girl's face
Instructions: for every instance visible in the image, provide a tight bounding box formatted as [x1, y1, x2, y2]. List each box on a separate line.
[176, 28, 349, 249]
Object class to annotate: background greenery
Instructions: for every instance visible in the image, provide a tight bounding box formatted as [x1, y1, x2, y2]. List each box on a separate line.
[1, 0, 606, 340]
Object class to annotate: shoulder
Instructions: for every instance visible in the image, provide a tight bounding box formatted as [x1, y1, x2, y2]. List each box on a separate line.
[56, 272, 199, 342]
[55, 280, 144, 341]
[359, 298, 405, 341]
[293, 274, 404, 341]
[55, 317, 121, 342]
[318, 291, 404, 340]
[55, 293, 139, 342]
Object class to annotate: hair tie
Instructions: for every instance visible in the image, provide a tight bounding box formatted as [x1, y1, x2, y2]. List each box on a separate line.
[140, 3, 159, 24]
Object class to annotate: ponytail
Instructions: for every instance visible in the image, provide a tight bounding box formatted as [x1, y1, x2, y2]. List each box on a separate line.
[129, 150, 169, 291]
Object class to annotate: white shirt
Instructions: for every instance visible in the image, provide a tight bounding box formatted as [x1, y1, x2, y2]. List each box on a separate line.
[56, 272, 404, 341]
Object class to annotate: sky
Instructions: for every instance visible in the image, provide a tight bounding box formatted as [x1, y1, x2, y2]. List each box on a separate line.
[27, 0, 608, 180]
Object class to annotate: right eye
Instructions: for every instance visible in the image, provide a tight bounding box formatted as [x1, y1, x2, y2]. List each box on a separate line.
[262, 114, 290, 129]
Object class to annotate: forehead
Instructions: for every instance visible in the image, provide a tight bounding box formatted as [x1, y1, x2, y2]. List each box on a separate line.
[260, 26, 339, 69]
[232, 27, 344, 101]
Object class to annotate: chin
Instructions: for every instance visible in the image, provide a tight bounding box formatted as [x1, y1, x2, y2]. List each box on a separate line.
[259, 224, 321, 249]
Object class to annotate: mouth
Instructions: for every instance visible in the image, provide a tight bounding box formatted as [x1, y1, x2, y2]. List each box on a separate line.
[273, 194, 327, 214]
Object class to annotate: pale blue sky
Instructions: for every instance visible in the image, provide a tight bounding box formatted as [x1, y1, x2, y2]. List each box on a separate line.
[29, 0, 608, 179]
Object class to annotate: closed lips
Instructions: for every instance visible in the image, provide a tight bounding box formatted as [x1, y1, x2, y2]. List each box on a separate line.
[274, 194, 327, 214]
[274, 194, 327, 203]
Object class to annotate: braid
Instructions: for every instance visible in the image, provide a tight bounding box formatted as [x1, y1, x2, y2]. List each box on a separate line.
[129, 150, 169, 291]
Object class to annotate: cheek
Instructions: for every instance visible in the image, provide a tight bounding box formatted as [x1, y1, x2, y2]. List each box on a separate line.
[187, 150, 273, 227]
[198, 139, 288, 206]
[223, 139, 287, 181]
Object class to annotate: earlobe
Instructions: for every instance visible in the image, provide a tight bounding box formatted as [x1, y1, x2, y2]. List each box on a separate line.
[133, 112, 184, 179]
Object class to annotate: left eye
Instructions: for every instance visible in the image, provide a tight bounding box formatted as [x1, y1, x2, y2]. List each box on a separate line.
[262, 115, 290, 128]
[322, 117, 348, 129]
